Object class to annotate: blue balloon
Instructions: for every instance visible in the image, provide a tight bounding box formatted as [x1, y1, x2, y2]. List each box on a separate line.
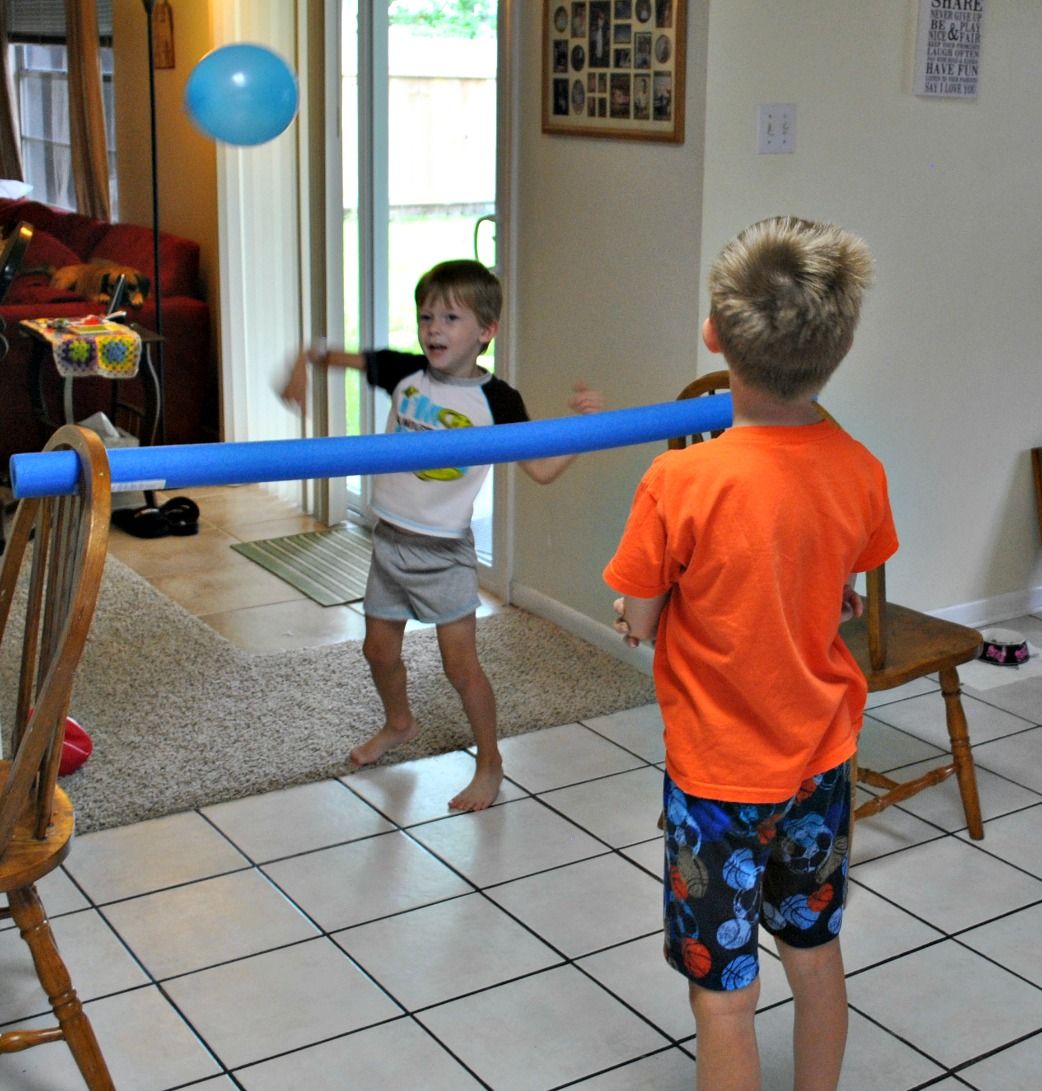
[185, 43, 298, 146]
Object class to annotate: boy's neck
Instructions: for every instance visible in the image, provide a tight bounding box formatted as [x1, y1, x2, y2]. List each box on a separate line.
[451, 359, 486, 379]
[729, 372, 823, 427]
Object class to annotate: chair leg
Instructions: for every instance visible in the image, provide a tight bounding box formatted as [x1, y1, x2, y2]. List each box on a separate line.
[938, 666, 984, 841]
[5, 885, 115, 1091]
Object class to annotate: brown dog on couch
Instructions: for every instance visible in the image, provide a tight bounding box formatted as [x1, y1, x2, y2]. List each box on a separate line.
[50, 259, 150, 309]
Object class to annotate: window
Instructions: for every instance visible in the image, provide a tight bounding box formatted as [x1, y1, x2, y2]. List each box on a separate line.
[5, 0, 117, 214]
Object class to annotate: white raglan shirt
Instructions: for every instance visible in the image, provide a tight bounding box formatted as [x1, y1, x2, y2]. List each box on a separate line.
[366, 350, 530, 538]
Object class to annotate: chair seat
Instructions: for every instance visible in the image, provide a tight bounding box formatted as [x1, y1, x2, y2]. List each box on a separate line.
[842, 606, 985, 840]
[842, 603, 982, 690]
[0, 762, 74, 893]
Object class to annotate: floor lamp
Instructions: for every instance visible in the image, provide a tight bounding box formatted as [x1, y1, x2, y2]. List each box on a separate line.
[141, 0, 165, 444]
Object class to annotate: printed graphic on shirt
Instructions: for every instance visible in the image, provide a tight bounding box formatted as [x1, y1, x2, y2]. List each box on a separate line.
[395, 384, 472, 481]
[367, 350, 528, 538]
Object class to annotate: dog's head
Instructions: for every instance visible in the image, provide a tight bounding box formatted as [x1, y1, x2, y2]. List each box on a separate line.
[99, 269, 150, 309]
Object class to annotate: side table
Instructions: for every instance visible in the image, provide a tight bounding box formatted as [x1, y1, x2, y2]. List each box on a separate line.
[20, 320, 165, 518]
[21, 320, 164, 449]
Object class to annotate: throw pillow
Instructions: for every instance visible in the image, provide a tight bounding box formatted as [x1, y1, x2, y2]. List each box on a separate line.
[22, 228, 81, 272]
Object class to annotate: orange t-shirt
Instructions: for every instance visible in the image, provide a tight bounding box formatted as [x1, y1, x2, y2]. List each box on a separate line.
[604, 421, 898, 803]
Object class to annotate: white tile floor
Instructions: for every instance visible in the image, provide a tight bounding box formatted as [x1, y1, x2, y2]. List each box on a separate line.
[2, 487, 1041, 1089]
[3, 638, 1042, 1090]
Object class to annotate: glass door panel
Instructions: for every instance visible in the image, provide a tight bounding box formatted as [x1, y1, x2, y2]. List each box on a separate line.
[341, 2, 498, 563]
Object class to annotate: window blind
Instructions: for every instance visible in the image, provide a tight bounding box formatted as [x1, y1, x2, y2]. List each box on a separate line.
[5, 0, 113, 45]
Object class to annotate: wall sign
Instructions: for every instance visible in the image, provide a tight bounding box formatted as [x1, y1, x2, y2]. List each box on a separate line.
[542, 1, 687, 143]
[914, 0, 984, 99]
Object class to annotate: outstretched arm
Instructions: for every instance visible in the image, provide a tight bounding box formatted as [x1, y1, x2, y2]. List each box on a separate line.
[281, 339, 366, 408]
[518, 383, 604, 484]
[612, 593, 667, 647]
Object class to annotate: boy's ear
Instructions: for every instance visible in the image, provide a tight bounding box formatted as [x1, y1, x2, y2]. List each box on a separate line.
[702, 315, 722, 354]
[481, 319, 500, 345]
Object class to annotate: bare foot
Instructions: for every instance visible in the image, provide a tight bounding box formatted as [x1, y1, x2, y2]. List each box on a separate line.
[448, 764, 503, 812]
[350, 721, 419, 765]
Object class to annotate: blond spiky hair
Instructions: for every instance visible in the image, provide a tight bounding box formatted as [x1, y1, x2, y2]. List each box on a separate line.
[708, 217, 874, 400]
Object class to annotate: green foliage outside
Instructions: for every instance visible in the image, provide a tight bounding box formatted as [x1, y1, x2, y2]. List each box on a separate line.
[388, 0, 496, 38]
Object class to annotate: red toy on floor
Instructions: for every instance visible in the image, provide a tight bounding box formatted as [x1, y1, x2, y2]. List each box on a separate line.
[59, 715, 93, 775]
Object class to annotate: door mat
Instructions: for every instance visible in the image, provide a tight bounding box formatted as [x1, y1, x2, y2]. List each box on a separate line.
[232, 525, 372, 606]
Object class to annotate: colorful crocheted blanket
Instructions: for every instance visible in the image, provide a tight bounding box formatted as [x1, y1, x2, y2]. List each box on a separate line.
[21, 317, 142, 379]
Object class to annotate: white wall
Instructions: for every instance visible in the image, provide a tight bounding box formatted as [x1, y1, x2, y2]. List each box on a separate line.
[512, 1, 711, 631]
[695, 1, 1042, 620]
[512, 0, 1042, 637]
[113, 0, 217, 291]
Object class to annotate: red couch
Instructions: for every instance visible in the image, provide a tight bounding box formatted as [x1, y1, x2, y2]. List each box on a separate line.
[0, 199, 217, 469]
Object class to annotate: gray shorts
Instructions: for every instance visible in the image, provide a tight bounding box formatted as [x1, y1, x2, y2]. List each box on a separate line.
[364, 520, 480, 624]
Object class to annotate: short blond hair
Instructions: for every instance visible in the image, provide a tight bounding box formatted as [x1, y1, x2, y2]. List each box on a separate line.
[708, 217, 874, 400]
[415, 260, 502, 354]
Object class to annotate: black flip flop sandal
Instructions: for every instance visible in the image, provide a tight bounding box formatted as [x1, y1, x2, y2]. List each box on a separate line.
[160, 496, 200, 536]
[112, 505, 170, 539]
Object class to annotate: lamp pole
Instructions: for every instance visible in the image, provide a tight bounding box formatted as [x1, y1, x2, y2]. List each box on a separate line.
[140, 0, 165, 443]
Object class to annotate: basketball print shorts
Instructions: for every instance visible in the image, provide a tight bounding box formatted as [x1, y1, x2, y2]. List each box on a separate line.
[662, 761, 851, 991]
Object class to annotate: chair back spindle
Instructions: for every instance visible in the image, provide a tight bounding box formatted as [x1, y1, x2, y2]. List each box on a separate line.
[865, 566, 887, 671]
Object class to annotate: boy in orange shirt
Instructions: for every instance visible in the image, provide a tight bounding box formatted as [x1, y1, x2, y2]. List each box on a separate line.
[604, 217, 898, 1091]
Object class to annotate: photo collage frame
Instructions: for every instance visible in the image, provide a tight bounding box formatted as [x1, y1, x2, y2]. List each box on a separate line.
[542, 0, 686, 143]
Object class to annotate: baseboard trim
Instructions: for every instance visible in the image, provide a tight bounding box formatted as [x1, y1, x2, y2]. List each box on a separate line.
[930, 585, 1042, 628]
[510, 583, 654, 676]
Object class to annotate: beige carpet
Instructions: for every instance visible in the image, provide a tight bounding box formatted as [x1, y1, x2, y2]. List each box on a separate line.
[1, 555, 656, 833]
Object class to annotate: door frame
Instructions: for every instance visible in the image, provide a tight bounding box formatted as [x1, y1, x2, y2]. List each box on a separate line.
[484, 0, 519, 602]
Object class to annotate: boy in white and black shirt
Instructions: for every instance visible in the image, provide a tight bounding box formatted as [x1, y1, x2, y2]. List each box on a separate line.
[283, 259, 601, 811]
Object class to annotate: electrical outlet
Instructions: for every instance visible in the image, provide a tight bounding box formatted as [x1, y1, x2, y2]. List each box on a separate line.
[758, 103, 795, 154]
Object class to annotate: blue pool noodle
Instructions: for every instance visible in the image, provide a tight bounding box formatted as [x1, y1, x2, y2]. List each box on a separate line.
[9, 394, 733, 499]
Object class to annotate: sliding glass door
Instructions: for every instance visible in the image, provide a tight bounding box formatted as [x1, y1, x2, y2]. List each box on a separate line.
[337, 1, 501, 566]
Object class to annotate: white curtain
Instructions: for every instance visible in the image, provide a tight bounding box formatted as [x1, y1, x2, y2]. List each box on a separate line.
[213, 0, 311, 505]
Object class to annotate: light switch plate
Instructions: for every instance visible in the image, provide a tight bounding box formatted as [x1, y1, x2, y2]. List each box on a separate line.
[758, 103, 795, 154]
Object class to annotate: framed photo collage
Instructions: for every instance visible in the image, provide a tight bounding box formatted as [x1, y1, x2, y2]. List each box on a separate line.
[542, 0, 686, 143]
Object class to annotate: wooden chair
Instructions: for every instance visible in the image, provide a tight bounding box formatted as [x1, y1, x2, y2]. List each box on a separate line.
[0, 425, 115, 1088]
[670, 370, 985, 840]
